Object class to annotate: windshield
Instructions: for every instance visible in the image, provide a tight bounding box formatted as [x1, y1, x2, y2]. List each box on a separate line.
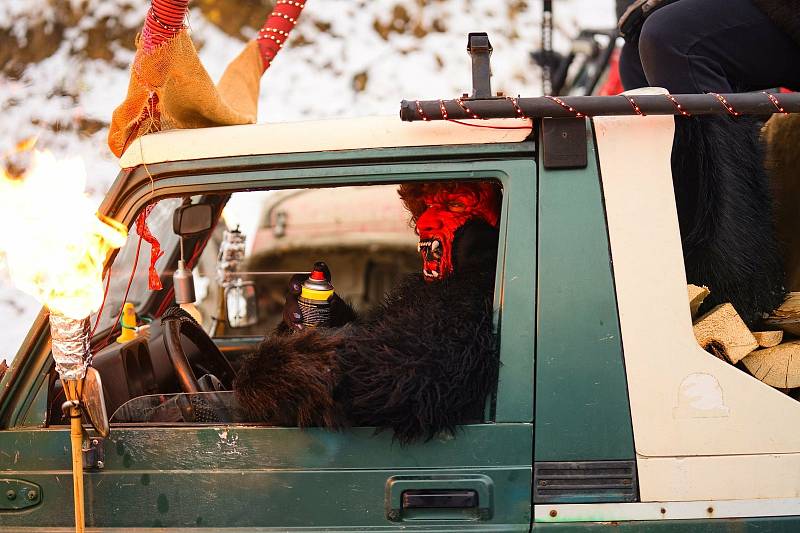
[91, 198, 182, 336]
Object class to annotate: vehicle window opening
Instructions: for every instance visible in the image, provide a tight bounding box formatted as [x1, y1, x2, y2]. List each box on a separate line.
[45, 180, 504, 444]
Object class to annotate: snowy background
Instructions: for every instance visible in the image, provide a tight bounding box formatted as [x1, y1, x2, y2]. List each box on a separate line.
[0, 0, 616, 358]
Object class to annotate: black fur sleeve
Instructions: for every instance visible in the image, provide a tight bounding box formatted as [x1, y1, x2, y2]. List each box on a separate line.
[338, 269, 499, 444]
[233, 328, 347, 428]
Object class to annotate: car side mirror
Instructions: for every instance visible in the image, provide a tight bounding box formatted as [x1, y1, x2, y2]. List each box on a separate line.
[226, 280, 258, 328]
[82, 367, 109, 438]
[173, 203, 213, 237]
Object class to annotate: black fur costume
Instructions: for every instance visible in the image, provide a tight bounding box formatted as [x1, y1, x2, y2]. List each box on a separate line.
[234, 219, 500, 444]
[672, 115, 786, 325]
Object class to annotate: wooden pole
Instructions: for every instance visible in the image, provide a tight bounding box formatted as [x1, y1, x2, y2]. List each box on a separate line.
[63, 380, 85, 533]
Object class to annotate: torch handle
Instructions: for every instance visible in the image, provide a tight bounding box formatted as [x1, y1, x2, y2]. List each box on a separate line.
[63, 379, 85, 533]
[70, 406, 85, 533]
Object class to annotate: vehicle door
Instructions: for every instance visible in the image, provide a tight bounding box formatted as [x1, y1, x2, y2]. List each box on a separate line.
[0, 144, 537, 531]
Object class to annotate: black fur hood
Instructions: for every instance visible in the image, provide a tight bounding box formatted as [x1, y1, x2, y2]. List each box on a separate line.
[751, 0, 800, 46]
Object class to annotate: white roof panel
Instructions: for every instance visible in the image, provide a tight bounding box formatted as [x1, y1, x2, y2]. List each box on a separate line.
[118, 116, 532, 168]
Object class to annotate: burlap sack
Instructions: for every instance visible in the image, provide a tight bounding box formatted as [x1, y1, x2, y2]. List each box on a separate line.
[108, 30, 263, 157]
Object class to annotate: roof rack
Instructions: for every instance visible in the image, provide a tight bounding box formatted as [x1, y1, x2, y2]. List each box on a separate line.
[400, 33, 799, 121]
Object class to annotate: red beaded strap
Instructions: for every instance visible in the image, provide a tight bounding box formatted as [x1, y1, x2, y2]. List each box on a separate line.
[257, 0, 306, 74]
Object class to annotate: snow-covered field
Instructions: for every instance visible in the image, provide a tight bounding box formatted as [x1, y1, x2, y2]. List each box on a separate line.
[0, 0, 615, 358]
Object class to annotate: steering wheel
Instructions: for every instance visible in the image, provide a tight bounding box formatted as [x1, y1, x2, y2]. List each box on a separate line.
[161, 306, 235, 394]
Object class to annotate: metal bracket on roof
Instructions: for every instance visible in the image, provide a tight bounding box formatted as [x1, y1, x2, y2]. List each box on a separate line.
[542, 118, 588, 169]
[467, 33, 493, 99]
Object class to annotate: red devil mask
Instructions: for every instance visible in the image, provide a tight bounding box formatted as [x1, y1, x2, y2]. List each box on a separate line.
[406, 182, 500, 281]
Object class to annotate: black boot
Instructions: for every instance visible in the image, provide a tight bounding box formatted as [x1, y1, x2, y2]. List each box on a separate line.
[672, 114, 786, 326]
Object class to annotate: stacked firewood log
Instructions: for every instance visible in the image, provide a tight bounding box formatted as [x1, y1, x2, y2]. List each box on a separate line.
[691, 286, 800, 391]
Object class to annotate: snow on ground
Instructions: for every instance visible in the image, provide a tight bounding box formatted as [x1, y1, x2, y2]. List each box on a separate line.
[0, 0, 616, 359]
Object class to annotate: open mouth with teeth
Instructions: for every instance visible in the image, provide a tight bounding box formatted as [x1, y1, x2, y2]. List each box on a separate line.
[418, 238, 444, 279]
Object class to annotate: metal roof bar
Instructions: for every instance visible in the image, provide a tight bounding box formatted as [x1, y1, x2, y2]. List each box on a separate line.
[399, 92, 800, 121]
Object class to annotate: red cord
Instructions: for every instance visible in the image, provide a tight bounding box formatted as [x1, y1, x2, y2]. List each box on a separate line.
[105, 234, 144, 347]
[446, 119, 530, 130]
[90, 264, 113, 338]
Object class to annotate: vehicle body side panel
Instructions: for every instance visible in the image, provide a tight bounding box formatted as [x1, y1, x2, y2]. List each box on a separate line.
[0, 425, 531, 529]
[534, 119, 634, 464]
[594, 114, 800, 502]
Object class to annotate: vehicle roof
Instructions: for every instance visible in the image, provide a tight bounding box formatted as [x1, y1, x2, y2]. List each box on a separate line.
[118, 116, 533, 168]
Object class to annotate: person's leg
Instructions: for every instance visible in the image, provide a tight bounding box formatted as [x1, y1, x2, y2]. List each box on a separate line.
[644, 0, 793, 322]
[638, 0, 800, 93]
[629, 0, 792, 322]
[619, 38, 649, 90]
[672, 114, 786, 324]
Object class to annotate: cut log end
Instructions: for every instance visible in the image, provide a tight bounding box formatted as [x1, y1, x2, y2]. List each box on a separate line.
[753, 330, 784, 348]
[687, 284, 710, 319]
[693, 303, 758, 364]
[741, 341, 800, 389]
[764, 292, 800, 335]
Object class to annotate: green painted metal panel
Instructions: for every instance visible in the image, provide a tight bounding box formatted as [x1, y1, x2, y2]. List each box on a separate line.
[0, 425, 532, 530]
[534, 121, 634, 462]
[533, 516, 800, 531]
[493, 160, 537, 423]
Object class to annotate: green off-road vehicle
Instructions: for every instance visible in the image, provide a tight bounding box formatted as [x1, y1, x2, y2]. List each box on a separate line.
[2, 37, 800, 532]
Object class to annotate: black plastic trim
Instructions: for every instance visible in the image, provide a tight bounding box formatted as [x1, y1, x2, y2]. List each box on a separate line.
[534, 460, 638, 503]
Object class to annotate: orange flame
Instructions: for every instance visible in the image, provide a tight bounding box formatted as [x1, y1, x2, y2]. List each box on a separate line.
[0, 148, 127, 320]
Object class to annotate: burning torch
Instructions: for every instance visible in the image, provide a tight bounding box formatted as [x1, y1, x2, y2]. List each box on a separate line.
[1, 148, 127, 533]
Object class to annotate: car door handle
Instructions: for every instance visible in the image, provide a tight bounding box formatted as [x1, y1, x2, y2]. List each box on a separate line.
[385, 475, 493, 521]
[402, 489, 479, 509]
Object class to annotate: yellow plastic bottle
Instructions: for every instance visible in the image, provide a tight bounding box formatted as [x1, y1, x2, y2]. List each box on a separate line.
[116, 303, 138, 343]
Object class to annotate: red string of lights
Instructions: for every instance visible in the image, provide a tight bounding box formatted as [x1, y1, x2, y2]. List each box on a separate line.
[764, 91, 788, 114]
[543, 95, 586, 118]
[665, 93, 691, 117]
[709, 92, 741, 117]
[418, 97, 531, 130]
[622, 94, 645, 116]
[412, 92, 792, 123]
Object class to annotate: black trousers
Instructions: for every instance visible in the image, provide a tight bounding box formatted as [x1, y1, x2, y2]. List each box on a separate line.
[620, 0, 800, 93]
